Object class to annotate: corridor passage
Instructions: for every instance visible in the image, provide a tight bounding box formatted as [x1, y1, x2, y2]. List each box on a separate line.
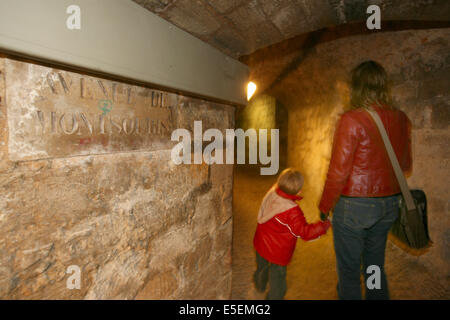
[231, 166, 449, 300]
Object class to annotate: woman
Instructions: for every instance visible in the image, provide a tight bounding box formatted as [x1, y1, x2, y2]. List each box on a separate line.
[319, 61, 412, 299]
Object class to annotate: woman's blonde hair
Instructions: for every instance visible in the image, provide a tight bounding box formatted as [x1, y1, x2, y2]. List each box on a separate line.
[350, 60, 392, 109]
[277, 168, 304, 195]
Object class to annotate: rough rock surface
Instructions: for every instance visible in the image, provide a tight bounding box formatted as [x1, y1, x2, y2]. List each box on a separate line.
[0, 57, 234, 299]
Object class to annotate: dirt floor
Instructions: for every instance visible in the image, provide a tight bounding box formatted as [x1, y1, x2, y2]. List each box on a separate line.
[231, 166, 449, 300]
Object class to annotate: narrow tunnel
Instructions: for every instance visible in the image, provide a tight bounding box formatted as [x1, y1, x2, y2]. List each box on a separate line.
[231, 23, 449, 299]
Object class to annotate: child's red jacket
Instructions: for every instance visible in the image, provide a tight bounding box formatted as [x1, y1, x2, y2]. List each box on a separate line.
[253, 187, 330, 266]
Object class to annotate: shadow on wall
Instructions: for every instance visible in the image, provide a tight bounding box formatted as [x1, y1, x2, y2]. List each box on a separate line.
[235, 94, 288, 174]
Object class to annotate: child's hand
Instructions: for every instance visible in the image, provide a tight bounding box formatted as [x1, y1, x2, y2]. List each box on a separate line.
[323, 218, 331, 232]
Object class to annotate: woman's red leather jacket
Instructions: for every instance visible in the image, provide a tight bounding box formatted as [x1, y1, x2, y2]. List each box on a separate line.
[319, 105, 412, 213]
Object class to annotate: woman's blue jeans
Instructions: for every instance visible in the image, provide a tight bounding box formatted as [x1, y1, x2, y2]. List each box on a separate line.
[332, 194, 400, 300]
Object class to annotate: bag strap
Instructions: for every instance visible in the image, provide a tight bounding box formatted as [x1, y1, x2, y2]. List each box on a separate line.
[366, 108, 416, 211]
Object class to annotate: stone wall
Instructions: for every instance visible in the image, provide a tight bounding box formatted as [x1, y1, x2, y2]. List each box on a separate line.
[236, 94, 288, 169]
[0, 57, 234, 299]
[276, 29, 449, 285]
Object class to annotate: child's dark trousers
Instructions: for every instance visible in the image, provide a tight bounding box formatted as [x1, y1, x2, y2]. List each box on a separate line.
[253, 252, 287, 300]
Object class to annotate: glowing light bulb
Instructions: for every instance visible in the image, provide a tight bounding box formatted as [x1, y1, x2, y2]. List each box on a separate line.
[247, 81, 257, 101]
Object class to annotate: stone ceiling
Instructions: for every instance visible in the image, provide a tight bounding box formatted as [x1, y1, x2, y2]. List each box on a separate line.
[132, 0, 450, 58]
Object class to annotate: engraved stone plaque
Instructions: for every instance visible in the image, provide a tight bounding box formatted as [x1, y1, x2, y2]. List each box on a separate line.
[6, 59, 178, 161]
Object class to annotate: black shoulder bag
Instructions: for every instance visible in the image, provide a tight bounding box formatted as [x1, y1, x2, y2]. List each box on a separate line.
[366, 109, 430, 250]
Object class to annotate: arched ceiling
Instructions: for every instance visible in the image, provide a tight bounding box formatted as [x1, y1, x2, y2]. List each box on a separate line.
[133, 0, 450, 58]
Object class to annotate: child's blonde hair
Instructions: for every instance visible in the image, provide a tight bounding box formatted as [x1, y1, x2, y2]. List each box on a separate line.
[276, 168, 304, 195]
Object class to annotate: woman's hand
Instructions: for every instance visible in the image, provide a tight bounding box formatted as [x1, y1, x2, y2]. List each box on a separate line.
[320, 212, 329, 221]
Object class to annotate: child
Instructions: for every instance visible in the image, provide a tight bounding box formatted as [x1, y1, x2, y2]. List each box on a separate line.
[253, 168, 331, 300]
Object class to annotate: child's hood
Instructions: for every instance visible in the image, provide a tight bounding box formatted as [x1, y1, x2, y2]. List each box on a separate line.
[257, 186, 299, 224]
